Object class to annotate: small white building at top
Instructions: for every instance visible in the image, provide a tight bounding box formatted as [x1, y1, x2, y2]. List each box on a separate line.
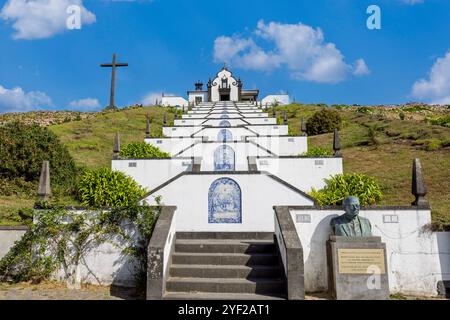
[161, 66, 290, 107]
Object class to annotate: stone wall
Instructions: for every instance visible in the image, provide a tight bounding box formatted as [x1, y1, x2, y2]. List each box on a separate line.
[279, 206, 449, 296]
[0, 226, 28, 259]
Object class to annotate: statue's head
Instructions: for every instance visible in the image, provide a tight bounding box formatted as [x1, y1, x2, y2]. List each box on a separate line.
[343, 196, 360, 219]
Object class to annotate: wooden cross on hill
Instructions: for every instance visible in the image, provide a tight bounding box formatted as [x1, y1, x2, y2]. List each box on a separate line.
[101, 53, 128, 109]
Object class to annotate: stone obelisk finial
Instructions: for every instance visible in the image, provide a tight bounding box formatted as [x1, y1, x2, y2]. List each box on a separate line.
[38, 161, 51, 201]
[113, 132, 120, 159]
[333, 129, 341, 156]
[145, 116, 151, 139]
[412, 158, 428, 206]
[301, 117, 307, 136]
[283, 111, 288, 125]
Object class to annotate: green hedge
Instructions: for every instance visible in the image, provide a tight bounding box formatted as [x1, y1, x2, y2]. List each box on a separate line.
[310, 173, 383, 206]
[77, 168, 147, 207]
[306, 109, 342, 136]
[120, 142, 170, 159]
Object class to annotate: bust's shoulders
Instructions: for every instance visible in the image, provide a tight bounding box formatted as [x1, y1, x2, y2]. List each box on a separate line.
[330, 215, 344, 225]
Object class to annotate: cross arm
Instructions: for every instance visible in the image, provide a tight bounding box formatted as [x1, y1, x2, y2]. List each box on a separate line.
[116, 63, 129, 67]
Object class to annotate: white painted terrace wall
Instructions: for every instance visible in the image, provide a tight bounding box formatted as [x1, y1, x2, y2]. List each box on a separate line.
[248, 136, 308, 156]
[193, 127, 256, 141]
[288, 208, 449, 296]
[247, 125, 289, 136]
[162, 126, 201, 137]
[145, 137, 200, 155]
[207, 118, 277, 126]
[144, 174, 314, 233]
[112, 158, 192, 191]
[256, 157, 343, 192]
[176, 118, 247, 127]
[176, 142, 271, 171]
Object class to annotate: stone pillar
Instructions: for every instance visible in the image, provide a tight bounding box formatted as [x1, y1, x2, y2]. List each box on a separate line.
[412, 158, 428, 206]
[145, 116, 151, 139]
[301, 117, 307, 136]
[113, 133, 120, 160]
[38, 161, 51, 201]
[333, 129, 341, 157]
[207, 79, 212, 102]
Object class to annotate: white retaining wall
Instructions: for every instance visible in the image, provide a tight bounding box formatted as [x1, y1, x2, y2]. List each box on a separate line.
[288, 207, 450, 296]
[0, 227, 28, 259]
[176, 142, 271, 170]
[143, 174, 314, 233]
[112, 159, 192, 191]
[256, 157, 343, 191]
[249, 137, 308, 156]
[145, 137, 200, 155]
[193, 127, 256, 141]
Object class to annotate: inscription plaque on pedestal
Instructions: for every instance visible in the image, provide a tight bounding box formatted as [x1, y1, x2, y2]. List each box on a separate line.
[338, 249, 386, 274]
[327, 236, 390, 300]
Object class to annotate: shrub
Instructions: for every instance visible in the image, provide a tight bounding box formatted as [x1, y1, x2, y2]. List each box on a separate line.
[399, 112, 405, 120]
[306, 109, 342, 135]
[77, 168, 147, 207]
[425, 115, 450, 128]
[300, 146, 333, 157]
[310, 173, 383, 206]
[120, 142, 170, 159]
[0, 122, 77, 195]
[356, 107, 374, 114]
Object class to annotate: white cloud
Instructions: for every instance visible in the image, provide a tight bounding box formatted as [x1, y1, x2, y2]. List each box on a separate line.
[0, 85, 52, 113]
[0, 0, 96, 40]
[411, 51, 450, 104]
[353, 59, 370, 76]
[141, 92, 167, 105]
[69, 98, 101, 111]
[400, 0, 424, 5]
[213, 20, 369, 83]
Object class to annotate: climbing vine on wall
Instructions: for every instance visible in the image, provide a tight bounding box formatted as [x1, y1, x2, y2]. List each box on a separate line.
[0, 200, 161, 290]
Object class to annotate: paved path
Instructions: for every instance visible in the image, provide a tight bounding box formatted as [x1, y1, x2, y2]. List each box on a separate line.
[0, 282, 444, 300]
[0, 282, 144, 300]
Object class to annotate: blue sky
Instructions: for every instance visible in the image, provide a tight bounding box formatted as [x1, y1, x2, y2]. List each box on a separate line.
[1, 0, 450, 112]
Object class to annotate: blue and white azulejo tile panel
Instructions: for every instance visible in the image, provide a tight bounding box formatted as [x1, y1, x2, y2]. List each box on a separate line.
[214, 144, 235, 171]
[208, 178, 242, 224]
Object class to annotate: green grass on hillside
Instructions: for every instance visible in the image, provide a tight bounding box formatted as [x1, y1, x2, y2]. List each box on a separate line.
[1, 104, 449, 229]
[50, 106, 178, 169]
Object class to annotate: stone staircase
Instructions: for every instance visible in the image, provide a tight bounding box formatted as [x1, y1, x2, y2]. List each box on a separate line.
[164, 232, 287, 300]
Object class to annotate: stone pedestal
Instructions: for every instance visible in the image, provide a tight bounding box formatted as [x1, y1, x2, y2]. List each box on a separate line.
[327, 236, 389, 300]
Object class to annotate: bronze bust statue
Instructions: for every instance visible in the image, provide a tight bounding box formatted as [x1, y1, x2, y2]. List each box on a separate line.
[330, 196, 372, 237]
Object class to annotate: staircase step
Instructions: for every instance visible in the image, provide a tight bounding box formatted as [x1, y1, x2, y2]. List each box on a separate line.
[175, 239, 275, 254]
[176, 232, 273, 241]
[166, 277, 286, 294]
[172, 252, 279, 266]
[170, 264, 283, 279]
[164, 292, 286, 300]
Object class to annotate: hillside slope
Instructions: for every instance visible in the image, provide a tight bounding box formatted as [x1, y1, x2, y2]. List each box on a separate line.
[48, 104, 449, 227]
[0, 104, 448, 228]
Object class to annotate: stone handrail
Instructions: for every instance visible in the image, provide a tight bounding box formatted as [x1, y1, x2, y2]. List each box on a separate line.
[273, 206, 305, 300]
[146, 206, 177, 300]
